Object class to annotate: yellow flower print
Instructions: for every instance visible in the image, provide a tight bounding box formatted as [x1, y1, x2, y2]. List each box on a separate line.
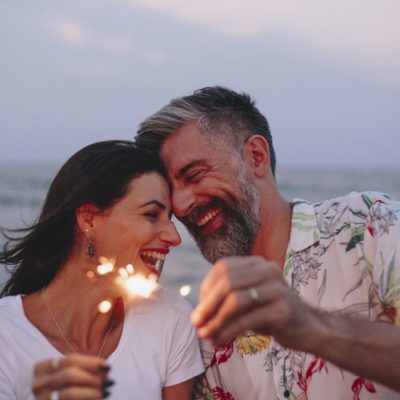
[235, 330, 270, 356]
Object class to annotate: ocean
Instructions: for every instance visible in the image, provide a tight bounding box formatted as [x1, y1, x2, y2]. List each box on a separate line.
[0, 162, 399, 305]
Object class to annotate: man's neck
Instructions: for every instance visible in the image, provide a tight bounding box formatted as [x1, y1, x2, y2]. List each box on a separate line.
[251, 192, 293, 268]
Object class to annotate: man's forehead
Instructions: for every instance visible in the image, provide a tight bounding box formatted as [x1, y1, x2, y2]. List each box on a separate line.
[161, 145, 207, 179]
[160, 125, 211, 170]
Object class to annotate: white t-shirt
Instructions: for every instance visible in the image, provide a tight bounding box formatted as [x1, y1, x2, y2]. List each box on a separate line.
[0, 288, 204, 399]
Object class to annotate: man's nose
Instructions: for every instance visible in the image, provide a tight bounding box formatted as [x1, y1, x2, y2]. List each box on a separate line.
[171, 187, 196, 218]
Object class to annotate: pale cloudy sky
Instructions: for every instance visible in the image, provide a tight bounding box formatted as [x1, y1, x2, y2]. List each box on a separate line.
[1, 0, 399, 166]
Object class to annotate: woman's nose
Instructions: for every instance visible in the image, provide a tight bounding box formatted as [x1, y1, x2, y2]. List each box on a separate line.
[161, 220, 182, 247]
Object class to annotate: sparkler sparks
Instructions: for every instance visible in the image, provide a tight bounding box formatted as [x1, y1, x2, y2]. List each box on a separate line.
[126, 264, 134, 274]
[124, 274, 158, 298]
[93, 257, 189, 305]
[94, 257, 159, 300]
[98, 299, 112, 314]
[179, 285, 191, 297]
[96, 257, 115, 275]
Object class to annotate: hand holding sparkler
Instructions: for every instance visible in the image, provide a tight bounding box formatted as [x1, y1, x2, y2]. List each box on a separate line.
[32, 354, 114, 399]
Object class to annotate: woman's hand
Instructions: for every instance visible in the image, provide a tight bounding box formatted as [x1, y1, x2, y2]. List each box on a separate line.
[33, 354, 114, 399]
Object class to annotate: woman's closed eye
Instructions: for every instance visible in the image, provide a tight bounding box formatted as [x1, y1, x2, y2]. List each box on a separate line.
[144, 211, 160, 220]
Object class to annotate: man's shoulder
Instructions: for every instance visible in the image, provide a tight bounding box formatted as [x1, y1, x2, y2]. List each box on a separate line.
[314, 191, 398, 213]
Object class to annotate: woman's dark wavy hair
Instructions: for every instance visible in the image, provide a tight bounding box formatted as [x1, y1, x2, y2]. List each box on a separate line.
[0, 140, 166, 297]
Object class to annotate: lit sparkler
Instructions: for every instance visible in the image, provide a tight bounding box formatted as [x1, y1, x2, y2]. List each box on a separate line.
[93, 257, 190, 304]
[124, 273, 158, 298]
[95, 257, 159, 299]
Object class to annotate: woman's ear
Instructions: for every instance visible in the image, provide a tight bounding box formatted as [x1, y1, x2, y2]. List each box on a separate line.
[76, 204, 100, 236]
[243, 135, 271, 177]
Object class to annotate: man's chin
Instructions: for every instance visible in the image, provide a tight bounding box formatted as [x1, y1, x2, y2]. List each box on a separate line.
[196, 232, 233, 263]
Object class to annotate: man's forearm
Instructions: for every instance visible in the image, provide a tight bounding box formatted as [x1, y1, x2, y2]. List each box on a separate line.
[304, 309, 400, 392]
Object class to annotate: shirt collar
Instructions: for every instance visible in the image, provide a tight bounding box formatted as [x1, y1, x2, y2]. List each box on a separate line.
[286, 198, 320, 254]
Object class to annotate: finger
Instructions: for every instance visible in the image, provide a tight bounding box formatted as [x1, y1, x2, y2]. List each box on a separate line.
[197, 280, 287, 339]
[32, 365, 107, 395]
[193, 260, 283, 329]
[34, 354, 110, 377]
[198, 256, 281, 303]
[63, 354, 110, 375]
[59, 386, 108, 399]
[208, 303, 282, 346]
[196, 287, 251, 338]
[34, 358, 63, 377]
[192, 270, 232, 328]
[197, 258, 232, 300]
[194, 257, 261, 327]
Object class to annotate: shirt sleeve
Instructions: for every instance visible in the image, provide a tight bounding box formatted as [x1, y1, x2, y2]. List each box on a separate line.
[363, 194, 400, 323]
[0, 333, 17, 399]
[164, 309, 205, 387]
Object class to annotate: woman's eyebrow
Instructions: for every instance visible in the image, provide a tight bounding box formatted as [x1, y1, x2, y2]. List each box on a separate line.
[139, 200, 166, 210]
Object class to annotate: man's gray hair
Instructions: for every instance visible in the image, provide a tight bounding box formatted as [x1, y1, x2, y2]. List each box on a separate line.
[136, 86, 276, 175]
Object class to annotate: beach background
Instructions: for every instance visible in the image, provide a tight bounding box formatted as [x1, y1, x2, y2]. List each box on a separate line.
[1, 162, 399, 305]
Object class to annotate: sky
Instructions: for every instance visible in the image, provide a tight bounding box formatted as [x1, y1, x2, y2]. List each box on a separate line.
[1, 0, 399, 167]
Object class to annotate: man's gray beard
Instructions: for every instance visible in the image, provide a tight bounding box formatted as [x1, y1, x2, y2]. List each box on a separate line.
[186, 173, 261, 263]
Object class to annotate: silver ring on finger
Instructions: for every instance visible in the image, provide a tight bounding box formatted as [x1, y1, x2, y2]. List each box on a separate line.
[249, 286, 260, 304]
[50, 390, 59, 400]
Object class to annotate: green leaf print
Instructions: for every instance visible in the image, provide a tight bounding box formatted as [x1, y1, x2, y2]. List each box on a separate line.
[345, 225, 365, 251]
[292, 212, 315, 221]
[291, 222, 316, 232]
[349, 208, 368, 219]
[361, 193, 374, 209]
[345, 233, 364, 251]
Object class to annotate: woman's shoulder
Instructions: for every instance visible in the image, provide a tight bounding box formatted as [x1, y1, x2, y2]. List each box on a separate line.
[0, 295, 24, 332]
[0, 294, 22, 315]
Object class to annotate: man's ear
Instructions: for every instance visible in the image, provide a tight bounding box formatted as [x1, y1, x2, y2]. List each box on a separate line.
[76, 204, 100, 236]
[243, 135, 270, 177]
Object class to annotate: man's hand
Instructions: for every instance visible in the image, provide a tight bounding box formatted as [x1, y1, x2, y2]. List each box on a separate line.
[191, 256, 400, 392]
[191, 256, 320, 350]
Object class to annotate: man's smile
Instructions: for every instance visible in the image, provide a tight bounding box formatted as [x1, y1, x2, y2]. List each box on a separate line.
[186, 204, 224, 237]
[196, 207, 221, 227]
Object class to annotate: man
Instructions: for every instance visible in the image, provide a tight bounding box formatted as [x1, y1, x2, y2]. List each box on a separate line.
[136, 86, 400, 399]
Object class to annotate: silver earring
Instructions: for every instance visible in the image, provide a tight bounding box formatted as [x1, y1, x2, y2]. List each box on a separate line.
[86, 235, 95, 258]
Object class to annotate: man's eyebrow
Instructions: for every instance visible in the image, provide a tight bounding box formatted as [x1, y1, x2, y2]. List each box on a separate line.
[176, 160, 205, 179]
[139, 200, 166, 210]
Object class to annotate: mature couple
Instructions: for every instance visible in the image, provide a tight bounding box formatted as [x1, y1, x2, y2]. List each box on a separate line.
[1, 86, 400, 399]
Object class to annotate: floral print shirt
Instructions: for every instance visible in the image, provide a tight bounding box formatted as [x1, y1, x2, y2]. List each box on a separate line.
[194, 192, 400, 400]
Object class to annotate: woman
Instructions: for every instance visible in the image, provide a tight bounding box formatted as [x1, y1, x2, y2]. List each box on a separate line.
[0, 141, 204, 399]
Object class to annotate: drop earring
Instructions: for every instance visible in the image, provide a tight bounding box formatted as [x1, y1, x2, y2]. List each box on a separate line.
[85, 229, 96, 258]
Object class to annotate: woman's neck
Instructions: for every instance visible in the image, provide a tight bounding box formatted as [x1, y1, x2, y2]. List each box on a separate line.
[23, 257, 125, 356]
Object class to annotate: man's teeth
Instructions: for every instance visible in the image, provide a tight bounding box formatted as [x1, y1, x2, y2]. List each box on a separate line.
[197, 210, 220, 227]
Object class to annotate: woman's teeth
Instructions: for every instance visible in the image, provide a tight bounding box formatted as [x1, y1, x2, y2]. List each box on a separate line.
[140, 251, 166, 265]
